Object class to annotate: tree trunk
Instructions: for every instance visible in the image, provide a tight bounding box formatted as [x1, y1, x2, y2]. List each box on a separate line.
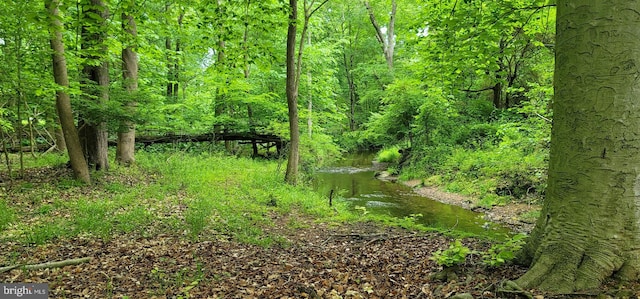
[284, 0, 300, 185]
[46, 0, 91, 184]
[79, 0, 109, 171]
[307, 33, 312, 138]
[284, 0, 329, 183]
[492, 81, 502, 109]
[53, 124, 66, 152]
[364, 0, 396, 70]
[342, 50, 358, 131]
[165, 37, 175, 99]
[515, 1, 640, 293]
[242, 0, 259, 157]
[116, 3, 138, 166]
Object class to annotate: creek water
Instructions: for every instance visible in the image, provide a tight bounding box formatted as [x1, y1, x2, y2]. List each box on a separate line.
[313, 152, 512, 238]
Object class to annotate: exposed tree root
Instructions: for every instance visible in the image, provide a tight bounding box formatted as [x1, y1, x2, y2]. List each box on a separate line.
[499, 280, 533, 299]
[515, 241, 635, 294]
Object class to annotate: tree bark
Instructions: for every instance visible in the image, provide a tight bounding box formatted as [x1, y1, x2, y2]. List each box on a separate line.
[285, 0, 300, 185]
[342, 52, 358, 131]
[515, 1, 640, 293]
[364, 0, 396, 70]
[46, 0, 91, 184]
[52, 121, 66, 152]
[116, 2, 138, 166]
[165, 37, 175, 99]
[79, 0, 110, 171]
[242, 0, 259, 157]
[284, 0, 329, 184]
[307, 32, 312, 138]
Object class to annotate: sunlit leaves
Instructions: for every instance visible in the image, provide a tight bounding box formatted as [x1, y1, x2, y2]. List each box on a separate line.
[406, 0, 556, 108]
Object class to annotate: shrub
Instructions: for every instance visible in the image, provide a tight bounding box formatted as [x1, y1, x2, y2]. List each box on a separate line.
[430, 239, 472, 267]
[376, 146, 401, 163]
[481, 233, 527, 267]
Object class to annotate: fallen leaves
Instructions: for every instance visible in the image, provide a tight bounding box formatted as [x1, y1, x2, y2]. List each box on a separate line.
[0, 221, 531, 298]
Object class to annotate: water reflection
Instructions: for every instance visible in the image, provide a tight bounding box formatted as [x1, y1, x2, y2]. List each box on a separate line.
[313, 154, 512, 238]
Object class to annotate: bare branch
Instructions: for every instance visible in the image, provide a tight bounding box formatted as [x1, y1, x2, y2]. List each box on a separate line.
[0, 257, 92, 274]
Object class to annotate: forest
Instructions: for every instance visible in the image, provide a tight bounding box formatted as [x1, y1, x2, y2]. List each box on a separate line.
[1, 0, 640, 298]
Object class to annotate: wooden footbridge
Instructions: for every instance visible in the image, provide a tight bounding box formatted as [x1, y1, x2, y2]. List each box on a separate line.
[135, 132, 286, 154]
[2, 132, 287, 155]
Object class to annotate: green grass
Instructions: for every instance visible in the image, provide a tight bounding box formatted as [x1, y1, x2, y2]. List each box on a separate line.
[137, 151, 345, 245]
[376, 146, 401, 163]
[520, 210, 540, 223]
[0, 199, 15, 231]
[1, 149, 494, 247]
[0, 150, 358, 246]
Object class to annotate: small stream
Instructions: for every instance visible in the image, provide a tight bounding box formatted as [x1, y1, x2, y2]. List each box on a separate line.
[313, 153, 512, 238]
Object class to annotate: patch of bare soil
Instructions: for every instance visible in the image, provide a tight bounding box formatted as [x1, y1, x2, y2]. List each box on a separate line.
[403, 180, 540, 233]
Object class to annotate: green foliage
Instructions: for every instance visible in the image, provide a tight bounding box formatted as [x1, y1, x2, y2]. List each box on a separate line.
[300, 133, 343, 173]
[23, 221, 71, 245]
[363, 78, 424, 145]
[0, 199, 15, 231]
[430, 239, 473, 267]
[116, 206, 154, 233]
[137, 151, 347, 245]
[520, 210, 540, 223]
[74, 199, 115, 239]
[0, 107, 12, 133]
[376, 146, 401, 163]
[403, 108, 549, 206]
[396, 213, 423, 229]
[481, 233, 528, 267]
[354, 206, 369, 216]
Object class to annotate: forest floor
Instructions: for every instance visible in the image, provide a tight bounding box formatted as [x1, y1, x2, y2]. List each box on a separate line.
[0, 217, 535, 299]
[0, 166, 634, 298]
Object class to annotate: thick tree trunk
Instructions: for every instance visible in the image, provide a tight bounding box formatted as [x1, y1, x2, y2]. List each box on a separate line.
[284, 0, 300, 185]
[46, 0, 91, 184]
[80, 0, 109, 171]
[284, 0, 329, 183]
[116, 5, 138, 166]
[515, 1, 640, 293]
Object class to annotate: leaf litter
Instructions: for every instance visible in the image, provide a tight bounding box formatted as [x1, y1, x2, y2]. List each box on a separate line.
[2, 222, 530, 298]
[1, 166, 636, 298]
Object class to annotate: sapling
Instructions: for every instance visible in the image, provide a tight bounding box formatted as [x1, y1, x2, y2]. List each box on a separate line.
[430, 239, 473, 282]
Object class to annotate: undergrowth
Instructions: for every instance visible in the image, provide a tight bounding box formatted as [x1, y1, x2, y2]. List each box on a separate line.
[0, 148, 501, 248]
[401, 116, 549, 208]
[0, 150, 359, 246]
